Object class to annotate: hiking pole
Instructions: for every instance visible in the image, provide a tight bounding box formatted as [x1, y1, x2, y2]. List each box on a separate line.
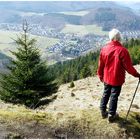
[124, 80, 140, 123]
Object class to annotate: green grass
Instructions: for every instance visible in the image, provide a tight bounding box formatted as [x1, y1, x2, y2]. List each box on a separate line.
[61, 24, 108, 36]
[0, 105, 140, 138]
[0, 106, 54, 125]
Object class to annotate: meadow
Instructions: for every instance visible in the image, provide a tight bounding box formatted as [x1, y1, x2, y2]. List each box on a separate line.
[60, 10, 89, 16]
[61, 24, 108, 36]
[0, 30, 60, 57]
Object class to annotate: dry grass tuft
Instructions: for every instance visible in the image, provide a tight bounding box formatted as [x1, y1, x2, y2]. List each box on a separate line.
[0, 106, 140, 138]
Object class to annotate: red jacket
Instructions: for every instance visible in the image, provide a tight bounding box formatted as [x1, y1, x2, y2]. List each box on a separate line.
[97, 40, 140, 86]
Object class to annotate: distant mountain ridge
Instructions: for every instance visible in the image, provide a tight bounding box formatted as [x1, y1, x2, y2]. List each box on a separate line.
[0, 1, 118, 13]
[0, 1, 140, 31]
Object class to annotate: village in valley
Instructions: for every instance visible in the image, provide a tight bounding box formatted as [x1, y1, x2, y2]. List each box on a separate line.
[0, 23, 140, 60]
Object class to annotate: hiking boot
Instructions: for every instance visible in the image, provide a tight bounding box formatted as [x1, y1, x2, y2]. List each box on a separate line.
[108, 112, 119, 123]
[101, 111, 108, 119]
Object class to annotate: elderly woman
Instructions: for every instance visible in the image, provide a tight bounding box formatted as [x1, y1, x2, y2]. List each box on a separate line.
[97, 28, 140, 122]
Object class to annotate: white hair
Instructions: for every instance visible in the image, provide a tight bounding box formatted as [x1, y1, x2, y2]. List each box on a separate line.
[109, 28, 121, 41]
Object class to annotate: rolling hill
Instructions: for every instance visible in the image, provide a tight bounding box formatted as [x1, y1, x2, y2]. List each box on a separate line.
[22, 5, 140, 31]
[0, 1, 140, 31]
[81, 7, 140, 31]
[0, 1, 117, 13]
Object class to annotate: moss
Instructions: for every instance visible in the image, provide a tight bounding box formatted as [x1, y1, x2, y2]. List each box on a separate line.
[0, 107, 140, 138]
[0, 108, 54, 125]
[33, 112, 54, 124]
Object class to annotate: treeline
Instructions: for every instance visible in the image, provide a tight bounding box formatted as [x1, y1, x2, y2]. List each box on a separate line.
[47, 13, 81, 25]
[48, 51, 99, 84]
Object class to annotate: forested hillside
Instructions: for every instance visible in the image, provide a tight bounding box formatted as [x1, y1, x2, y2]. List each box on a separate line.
[82, 8, 140, 31]
[48, 38, 140, 85]
[124, 38, 140, 65]
[48, 51, 99, 84]
[0, 1, 140, 32]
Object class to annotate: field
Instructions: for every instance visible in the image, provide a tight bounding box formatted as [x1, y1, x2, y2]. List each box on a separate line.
[61, 24, 108, 36]
[60, 10, 89, 16]
[19, 11, 46, 17]
[0, 30, 60, 57]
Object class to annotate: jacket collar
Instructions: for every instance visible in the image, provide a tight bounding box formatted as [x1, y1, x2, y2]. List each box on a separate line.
[109, 40, 122, 46]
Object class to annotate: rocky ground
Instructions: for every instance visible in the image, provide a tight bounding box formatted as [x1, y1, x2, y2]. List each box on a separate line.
[41, 65, 140, 114]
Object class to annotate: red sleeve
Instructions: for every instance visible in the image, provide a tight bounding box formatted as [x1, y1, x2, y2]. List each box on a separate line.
[121, 48, 140, 77]
[97, 50, 105, 82]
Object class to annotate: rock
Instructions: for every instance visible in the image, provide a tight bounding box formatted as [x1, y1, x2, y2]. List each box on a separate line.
[132, 104, 139, 109]
[71, 92, 75, 97]
[135, 114, 140, 123]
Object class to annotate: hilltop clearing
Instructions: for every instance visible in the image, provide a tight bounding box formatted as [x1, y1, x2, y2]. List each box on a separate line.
[44, 65, 140, 113]
[0, 65, 140, 138]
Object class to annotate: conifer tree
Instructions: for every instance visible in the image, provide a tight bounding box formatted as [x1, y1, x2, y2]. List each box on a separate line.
[69, 81, 75, 88]
[0, 21, 58, 108]
[80, 65, 91, 78]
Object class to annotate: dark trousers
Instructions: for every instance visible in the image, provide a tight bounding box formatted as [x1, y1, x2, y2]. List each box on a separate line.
[100, 83, 122, 116]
